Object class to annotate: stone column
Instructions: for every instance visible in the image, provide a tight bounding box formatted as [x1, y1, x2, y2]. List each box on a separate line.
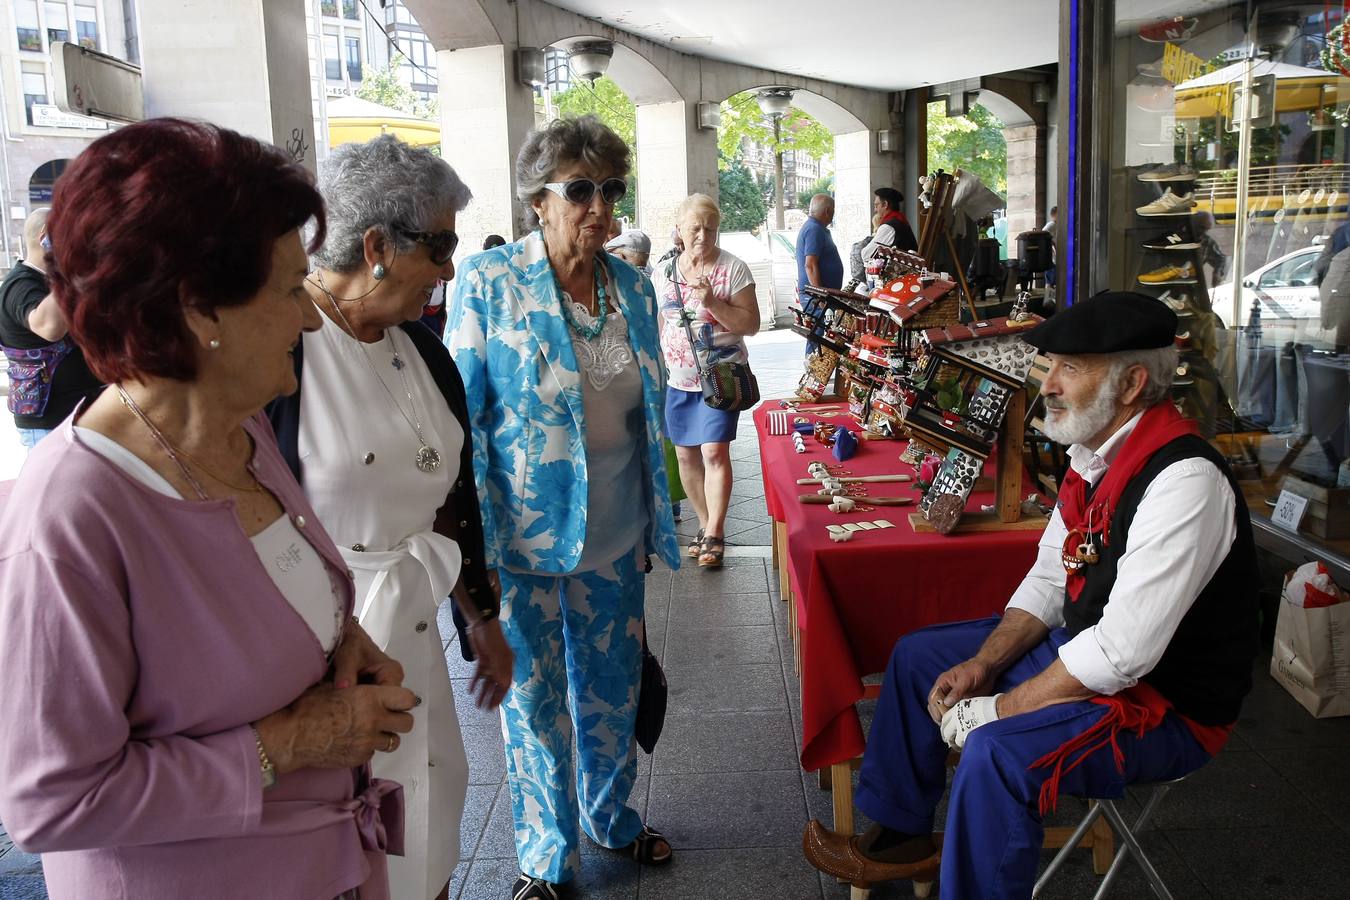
[435, 44, 537, 252]
[634, 100, 718, 261]
[138, 0, 317, 172]
[1003, 123, 1047, 240]
[833, 129, 897, 262]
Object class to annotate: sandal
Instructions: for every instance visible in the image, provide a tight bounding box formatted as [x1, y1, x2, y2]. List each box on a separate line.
[624, 824, 673, 866]
[687, 529, 705, 558]
[698, 536, 725, 568]
[511, 874, 560, 900]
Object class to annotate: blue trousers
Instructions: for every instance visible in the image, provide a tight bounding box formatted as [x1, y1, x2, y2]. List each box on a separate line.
[854, 618, 1212, 900]
[496, 551, 645, 883]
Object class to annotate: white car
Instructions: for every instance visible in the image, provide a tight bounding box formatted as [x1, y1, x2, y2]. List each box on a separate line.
[1210, 246, 1333, 344]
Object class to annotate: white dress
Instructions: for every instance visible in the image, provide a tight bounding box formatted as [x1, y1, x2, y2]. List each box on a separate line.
[298, 315, 468, 900]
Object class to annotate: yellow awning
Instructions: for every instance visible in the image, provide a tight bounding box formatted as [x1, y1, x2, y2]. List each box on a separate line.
[1174, 60, 1343, 119]
[325, 95, 440, 148]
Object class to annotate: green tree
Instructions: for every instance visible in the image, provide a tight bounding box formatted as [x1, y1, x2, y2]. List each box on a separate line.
[927, 101, 1007, 198]
[717, 92, 834, 167]
[354, 54, 438, 120]
[797, 174, 834, 210]
[717, 156, 769, 232]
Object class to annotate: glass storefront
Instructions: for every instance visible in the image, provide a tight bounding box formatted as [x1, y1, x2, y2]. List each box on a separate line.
[1084, 1, 1350, 569]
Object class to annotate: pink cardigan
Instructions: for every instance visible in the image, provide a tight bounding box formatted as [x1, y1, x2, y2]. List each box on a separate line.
[0, 416, 399, 900]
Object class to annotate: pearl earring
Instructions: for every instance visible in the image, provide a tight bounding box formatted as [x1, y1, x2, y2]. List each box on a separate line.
[208, 338, 221, 350]
[372, 263, 386, 280]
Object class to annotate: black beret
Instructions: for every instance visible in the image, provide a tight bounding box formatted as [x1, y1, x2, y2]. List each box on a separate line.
[1023, 291, 1176, 354]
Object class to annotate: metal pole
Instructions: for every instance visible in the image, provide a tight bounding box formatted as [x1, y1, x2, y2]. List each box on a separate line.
[1230, 15, 1257, 329]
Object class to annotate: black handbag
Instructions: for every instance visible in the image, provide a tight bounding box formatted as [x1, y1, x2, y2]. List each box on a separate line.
[671, 264, 761, 413]
[635, 622, 667, 754]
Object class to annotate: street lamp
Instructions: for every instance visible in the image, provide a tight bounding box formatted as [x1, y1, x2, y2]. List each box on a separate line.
[567, 40, 614, 82]
[756, 88, 794, 118]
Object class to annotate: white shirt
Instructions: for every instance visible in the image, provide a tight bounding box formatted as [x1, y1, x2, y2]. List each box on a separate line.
[652, 249, 754, 392]
[861, 222, 901, 262]
[1005, 412, 1238, 694]
[73, 425, 344, 653]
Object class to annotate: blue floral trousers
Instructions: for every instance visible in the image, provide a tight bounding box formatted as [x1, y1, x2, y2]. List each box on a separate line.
[497, 550, 646, 883]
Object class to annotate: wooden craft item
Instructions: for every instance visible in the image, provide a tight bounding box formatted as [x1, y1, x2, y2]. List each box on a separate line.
[799, 494, 914, 506]
[796, 474, 913, 485]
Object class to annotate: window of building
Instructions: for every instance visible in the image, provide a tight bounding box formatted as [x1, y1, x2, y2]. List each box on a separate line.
[321, 0, 338, 18]
[345, 36, 362, 82]
[22, 70, 47, 126]
[74, 4, 98, 50]
[44, 1, 70, 44]
[15, 1, 41, 51]
[322, 33, 340, 81]
[342, 0, 357, 20]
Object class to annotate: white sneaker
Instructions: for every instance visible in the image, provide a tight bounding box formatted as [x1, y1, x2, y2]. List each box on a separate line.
[1136, 189, 1197, 216]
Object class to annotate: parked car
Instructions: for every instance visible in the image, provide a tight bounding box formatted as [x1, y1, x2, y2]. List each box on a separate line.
[1210, 246, 1335, 345]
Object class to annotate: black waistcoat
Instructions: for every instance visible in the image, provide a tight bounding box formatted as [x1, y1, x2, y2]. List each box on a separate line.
[1062, 435, 1260, 725]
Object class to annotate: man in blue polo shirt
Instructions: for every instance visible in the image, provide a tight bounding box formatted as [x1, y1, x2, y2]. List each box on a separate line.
[797, 193, 843, 354]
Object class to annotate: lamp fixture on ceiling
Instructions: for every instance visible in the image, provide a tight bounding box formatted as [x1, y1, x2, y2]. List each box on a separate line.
[756, 88, 794, 118]
[568, 40, 614, 82]
[515, 47, 546, 87]
[696, 101, 722, 130]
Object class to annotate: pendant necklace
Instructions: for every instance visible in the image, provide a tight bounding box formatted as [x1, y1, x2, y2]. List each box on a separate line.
[316, 274, 442, 473]
[548, 239, 610, 341]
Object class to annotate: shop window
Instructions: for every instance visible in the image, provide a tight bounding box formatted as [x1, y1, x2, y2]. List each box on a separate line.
[1093, 1, 1350, 558]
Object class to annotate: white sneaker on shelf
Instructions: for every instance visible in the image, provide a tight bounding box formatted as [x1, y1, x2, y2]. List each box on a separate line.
[1136, 189, 1197, 216]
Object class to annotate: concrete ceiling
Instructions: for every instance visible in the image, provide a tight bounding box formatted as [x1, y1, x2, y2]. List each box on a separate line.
[545, 1, 1061, 91]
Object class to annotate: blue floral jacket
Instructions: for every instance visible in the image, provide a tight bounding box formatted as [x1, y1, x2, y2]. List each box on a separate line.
[446, 231, 680, 575]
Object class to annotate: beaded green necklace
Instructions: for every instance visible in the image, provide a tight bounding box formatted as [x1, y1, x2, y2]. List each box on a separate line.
[553, 252, 610, 341]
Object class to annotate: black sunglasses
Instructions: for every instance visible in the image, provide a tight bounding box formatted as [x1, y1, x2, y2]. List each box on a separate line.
[543, 177, 627, 206]
[398, 227, 459, 265]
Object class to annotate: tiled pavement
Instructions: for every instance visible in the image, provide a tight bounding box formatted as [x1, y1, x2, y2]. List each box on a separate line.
[4, 329, 1350, 898]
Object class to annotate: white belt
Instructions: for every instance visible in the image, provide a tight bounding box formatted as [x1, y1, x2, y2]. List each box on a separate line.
[342, 531, 463, 623]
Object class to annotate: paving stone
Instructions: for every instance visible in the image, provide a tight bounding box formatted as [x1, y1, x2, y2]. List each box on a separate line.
[665, 663, 788, 715]
[462, 724, 506, 786]
[1233, 669, 1350, 750]
[639, 848, 825, 900]
[663, 624, 780, 668]
[668, 591, 774, 627]
[652, 708, 797, 775]
[451, 679, 502, 730]
[1143, 750, 1333, 832]
[1167, 825, 1350, 898]
[671, 561, 769, 594]
[647, 770, 807, 849]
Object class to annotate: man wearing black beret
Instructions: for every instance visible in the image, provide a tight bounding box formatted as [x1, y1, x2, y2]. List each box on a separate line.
[803, 291, 1260, 898]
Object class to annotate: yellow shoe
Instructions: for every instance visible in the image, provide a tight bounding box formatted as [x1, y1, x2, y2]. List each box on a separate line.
[1138, 261, 1197, 285]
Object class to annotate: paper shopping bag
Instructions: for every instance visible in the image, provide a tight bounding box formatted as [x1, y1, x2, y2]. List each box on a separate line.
[1269, 584, 1350, 718]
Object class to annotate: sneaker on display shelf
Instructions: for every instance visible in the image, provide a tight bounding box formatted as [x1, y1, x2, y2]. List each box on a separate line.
[1157, 291, 1194, 315]
[1136, 189, 1197, 216]
[1138, 163, 1197, 183]
[1139, 16, 1197, 43]
[1142, 231, 1201, 251]
[1136, 59, 1164, 79]
[1138, 261, 1198, 285]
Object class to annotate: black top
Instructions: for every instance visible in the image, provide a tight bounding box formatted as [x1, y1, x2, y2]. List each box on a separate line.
[267, 320, 497, 661]
[1063, 435, 1260, 725]
[0, 262, 103, 429]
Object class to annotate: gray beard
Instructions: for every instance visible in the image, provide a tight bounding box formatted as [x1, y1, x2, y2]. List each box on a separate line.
[1042, 381, 1121, 447]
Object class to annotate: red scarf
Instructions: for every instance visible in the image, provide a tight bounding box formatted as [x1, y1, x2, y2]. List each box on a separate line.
[1057, 402, 1199, 601]
[1029, 683, 1231, 815]
[880, 210, 909, 230]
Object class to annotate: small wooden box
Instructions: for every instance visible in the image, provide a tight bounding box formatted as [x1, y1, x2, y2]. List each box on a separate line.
[1280, 474, 1350, 539]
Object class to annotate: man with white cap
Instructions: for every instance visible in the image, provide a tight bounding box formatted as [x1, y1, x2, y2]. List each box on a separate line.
[606, 229, 652, 276]
[802, 291, 1260, 898]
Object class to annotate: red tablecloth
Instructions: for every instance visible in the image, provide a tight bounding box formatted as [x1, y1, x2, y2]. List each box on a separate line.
[754, 402, 1043, 771]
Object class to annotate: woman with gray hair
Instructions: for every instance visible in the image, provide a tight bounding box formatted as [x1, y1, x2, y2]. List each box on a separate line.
[446, 115, 680, 900]
[267, 135, 513, 900]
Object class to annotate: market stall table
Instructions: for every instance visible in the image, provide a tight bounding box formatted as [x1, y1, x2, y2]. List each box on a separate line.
[754, 401, 1045, 831]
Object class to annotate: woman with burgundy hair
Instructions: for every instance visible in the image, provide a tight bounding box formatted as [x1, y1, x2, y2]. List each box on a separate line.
[0, 118, 413, 900]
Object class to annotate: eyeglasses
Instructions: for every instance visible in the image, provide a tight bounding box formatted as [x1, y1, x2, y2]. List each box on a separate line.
[398, 227, 459, 265]
[543, 177, 627, 206]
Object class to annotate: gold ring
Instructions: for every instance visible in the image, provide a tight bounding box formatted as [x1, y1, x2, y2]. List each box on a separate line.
[385, 734, 397, 753]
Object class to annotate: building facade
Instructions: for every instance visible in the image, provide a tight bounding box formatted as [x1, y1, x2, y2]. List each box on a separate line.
[0, 0, 134, 266]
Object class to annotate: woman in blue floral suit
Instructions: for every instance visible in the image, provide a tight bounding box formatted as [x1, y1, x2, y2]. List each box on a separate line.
[445, 115, 681, 900]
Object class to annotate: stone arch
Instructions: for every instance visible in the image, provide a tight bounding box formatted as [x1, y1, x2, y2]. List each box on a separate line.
[547, 35, 683, 106]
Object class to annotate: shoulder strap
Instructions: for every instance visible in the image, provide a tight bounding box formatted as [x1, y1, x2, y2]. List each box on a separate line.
[670, 265, 709, 377]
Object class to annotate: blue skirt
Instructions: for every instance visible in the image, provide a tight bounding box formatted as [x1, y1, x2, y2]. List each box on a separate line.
[665, 386, 739, 446]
